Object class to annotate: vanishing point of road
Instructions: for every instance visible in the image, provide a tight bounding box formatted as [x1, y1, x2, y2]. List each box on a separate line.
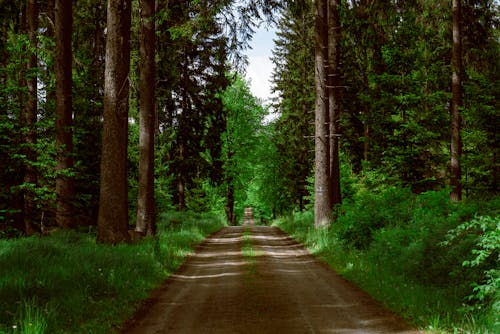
[120, 226, 421, 333]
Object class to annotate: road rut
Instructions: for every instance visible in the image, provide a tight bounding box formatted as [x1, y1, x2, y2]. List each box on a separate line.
[120, 226, 420, 333]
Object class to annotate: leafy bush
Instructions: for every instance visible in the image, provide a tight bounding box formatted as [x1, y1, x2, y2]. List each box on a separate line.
[444, 215, 500, 313]
[335, 187, 414, 249]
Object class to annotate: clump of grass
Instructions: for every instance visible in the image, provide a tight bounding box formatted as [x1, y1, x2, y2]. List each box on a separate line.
[0, 211, 224, 333]
[17, 299, 48, 334]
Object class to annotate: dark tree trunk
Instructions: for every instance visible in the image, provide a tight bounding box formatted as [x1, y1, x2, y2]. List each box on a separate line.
[225, 151, 235, 225]
[450, 0, 462, 201]
[314, 0, 331, 227]
[225, 182, 235, 225]
[23, 0, 39, 235]
[135, 0, 156, 236]
[328, 0, 342, 207]
[97, 0, 132, 243]
[55, 0, 75, 229]
[177, 141, 186, 211]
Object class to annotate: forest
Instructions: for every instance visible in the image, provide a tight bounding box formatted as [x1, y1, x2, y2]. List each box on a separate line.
[0, 0, 499, 333]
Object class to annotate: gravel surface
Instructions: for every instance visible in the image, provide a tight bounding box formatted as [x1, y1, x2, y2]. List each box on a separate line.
[120, 226, 421, 333]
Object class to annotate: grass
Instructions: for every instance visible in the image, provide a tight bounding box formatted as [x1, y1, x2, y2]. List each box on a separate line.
[0, 211, 225, 334]
[242, 227, 258, 275]
[274, 209, 499, 334]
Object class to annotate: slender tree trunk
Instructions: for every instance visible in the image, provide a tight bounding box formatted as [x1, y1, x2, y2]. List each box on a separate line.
[225, 151, 235, 225]
[328, 0, 342, 207]
[97, 0, 132, 243]
[363, 122, 369, 162]
[55, 0, 75, 229]
[135, 0, 156, 236]
[24, 0, 38, 235]
[314, 0, 331, 227]
[450, 0, 462, 201]
[226, 182, 235, 225]
[177, 141, 186, 211]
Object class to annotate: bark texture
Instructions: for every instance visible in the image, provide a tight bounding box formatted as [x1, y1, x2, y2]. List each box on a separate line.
[135, 0, 156, 236]
[450, 0, 462, 201]
[55, 0, 75, 229]
[314, 0, 331, 227]
[97, 0, 132, 243]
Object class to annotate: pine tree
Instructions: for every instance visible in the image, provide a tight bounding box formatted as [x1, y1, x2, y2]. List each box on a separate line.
[24, 0, 39, 234]
[135, 0, 156, 236]
[450, 0, 463, 201]
[97, 0, 132, 243]
[314, 0, 331, 227]
[328, 0, 342, 206]
[55, 0, 75, 228]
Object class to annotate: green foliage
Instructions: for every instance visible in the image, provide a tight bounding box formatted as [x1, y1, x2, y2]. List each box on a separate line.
[0, 212, 224, 333]
[275, 191, 500, 333]
[336, 187, 415, 249]
[219, 75, 278, 222]
[444, 215, 500, 314]
[270, 2, 315, 213]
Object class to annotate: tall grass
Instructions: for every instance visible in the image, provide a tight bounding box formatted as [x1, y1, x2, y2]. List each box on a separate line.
[274, 190, 499, 334]
[0, 212, 224, 334]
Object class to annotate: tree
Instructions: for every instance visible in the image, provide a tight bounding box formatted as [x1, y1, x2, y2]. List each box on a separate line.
[328, 0, 342, 206]
[450, 0, 463, 201]
[24, 0, 39, 234]
[271, 1, 315, 213]
[220, 75, 268, 225]
[314, 0, 331, 227]
[97, 0, 132, 243]
[135, 0, 156, 236]
[55, 0, 75, 228]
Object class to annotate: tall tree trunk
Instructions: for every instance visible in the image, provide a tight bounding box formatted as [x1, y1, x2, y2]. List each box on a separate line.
[135, 0, 156, 236]
[97, 0, 132, 243]
[328, 0, 342, 207]
[24, 0, 38, 235]
[450, 0, 462, 201]
[55, 0, 75, 229]
[314, 0, 331, 227]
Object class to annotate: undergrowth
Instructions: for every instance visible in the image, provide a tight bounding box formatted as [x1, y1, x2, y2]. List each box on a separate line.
[0, 211, 224, 334]
[274, 189, 499, 334]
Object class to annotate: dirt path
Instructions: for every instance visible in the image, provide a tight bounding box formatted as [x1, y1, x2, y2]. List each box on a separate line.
[120, 226, 420, 333]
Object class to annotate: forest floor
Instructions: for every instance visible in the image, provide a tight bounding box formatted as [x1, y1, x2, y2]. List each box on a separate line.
[119, 226, 423, 333]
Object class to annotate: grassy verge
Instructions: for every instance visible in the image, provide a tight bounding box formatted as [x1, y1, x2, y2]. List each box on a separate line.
[274, 192, 499, 334]
[0, 211, 225, 334]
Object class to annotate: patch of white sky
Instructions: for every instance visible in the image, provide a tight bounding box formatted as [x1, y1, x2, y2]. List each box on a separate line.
[244, 23, 278, 106]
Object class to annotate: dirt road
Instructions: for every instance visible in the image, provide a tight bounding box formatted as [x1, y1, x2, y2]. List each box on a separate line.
[120, 226, 420, 333]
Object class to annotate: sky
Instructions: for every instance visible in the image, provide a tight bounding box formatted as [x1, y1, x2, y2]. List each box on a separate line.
[244, 24, 278, 104]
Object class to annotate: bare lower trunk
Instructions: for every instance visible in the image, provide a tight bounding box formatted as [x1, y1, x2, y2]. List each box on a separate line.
[97, 0, 132, 243]
[363, 123, 369, 162]
[314, 0, 331, 227]
[55, 0, 75, 228]
[225, 183, 235, 226]
[136, 0, 156, 236]
[450, 0, 462, 201]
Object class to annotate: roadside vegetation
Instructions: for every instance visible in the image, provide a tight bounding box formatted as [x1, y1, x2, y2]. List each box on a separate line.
[0, 212, 224, 334]
[275, 187, 499, 334]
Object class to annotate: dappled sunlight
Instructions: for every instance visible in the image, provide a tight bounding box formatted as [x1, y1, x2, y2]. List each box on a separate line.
[122, 226, 423, 333]
[190, 250, 242, 259]
[171, 272, 242, 281]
